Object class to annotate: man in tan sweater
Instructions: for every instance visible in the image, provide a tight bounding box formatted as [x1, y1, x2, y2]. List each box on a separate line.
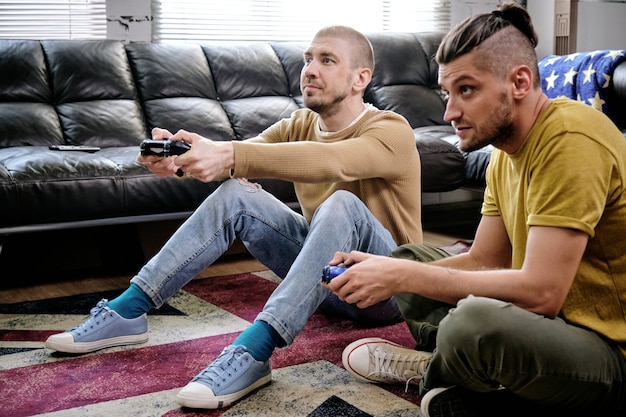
[45, 25, 422, 409]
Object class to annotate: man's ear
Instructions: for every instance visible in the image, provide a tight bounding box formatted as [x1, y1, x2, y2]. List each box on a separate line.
[511, 65, 533, 99]
[353, 68, 372, 94]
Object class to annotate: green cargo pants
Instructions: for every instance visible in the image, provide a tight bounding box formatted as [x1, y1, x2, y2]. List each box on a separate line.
[391, 243, 626, 415]
[390, 243, 454, 351]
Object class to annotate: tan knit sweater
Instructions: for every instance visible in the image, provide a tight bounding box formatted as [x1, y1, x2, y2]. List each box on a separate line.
[231, 105, 423, 245]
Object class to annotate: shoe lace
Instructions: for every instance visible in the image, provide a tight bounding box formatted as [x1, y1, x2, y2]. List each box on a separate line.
[194, 345, 249, 389]
[71, 299, 112, 335]
[370, 347, 430, 392]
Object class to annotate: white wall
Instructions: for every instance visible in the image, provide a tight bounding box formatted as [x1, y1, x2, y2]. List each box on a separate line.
[528, 0, 626, 58]
[526, 0, 556, 58]
[106, 0, 152, 42]
[451, 1, 503, 26]
[450, 1, 528, 26]
[450, 0, 528, 26]
[576, 1, 626, 51]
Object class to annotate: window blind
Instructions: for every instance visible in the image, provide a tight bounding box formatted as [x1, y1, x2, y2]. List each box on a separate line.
[152, 0, 451, 43]
[0, 0, 450, 42]
[0, 0, 106, 40]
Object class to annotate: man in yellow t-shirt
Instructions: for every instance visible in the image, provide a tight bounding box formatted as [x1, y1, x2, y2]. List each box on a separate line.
[337, 3, 626, 417]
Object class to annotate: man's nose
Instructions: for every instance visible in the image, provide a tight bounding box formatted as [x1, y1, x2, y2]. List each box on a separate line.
[443, 98, 460, 123]
[303, 61, 319, 78]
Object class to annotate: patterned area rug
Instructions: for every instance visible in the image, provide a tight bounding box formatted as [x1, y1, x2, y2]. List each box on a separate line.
[0, 270, 423, 416]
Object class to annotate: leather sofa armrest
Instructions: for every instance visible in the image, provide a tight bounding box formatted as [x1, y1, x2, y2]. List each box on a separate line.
[414, 125, 466, 193]
[609, 60, 626, 131]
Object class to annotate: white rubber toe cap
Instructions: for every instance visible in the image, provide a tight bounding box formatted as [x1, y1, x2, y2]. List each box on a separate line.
[177, 382, 221, 409]
[45, 333, 75, 352]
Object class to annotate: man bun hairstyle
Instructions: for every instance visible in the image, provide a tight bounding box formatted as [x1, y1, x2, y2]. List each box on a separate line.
[436, 2, 540, 86]
[491, 5, 538, 48]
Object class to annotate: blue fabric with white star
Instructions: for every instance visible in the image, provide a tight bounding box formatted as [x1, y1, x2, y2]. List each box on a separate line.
[539, 50, 626, 114]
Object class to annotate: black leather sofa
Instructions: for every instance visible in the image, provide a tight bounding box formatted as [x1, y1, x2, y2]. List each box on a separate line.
[0, 32, 463, 239]
[1, 32, 625, 242]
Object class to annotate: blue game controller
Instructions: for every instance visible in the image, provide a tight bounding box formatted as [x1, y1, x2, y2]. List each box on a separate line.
[321, 265, 348, 284]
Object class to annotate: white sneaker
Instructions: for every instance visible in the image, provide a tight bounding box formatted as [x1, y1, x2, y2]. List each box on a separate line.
[342, 337, 431, 385]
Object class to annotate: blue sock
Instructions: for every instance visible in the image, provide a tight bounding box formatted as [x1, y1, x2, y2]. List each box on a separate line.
[107, 283, 154, 319]
[233, 320, 285, 362]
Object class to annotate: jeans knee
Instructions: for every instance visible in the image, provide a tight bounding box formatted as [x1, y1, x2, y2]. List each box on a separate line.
[203, 178, 265, 210]
[313, 190, 361, 218]
[218, 177, 262, 194]
[320, 190, 358, 208]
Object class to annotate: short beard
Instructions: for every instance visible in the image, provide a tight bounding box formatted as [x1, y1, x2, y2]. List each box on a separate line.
[305, 92, 348, 117]
[459, 92, 514, 152]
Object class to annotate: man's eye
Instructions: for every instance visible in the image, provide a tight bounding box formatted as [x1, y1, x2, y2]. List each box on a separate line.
[304, 57, 312, 64]
[460, 85, 473, 95]
[322, 57, 333, 64]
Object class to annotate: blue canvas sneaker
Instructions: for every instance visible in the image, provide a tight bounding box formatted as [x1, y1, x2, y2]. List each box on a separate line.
[45, 299, 148, 354]
[176, 345, 272, 409]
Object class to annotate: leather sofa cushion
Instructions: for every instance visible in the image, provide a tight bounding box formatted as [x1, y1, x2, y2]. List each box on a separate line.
[0, 41, 63, 147]
[365, 32, 448, 129]
[126, 43, 235, 140]
[414, 126, 466, 192]
[202, 43, 301, 139]
[0, 146, 218, 226]
[43, 40, 148, 147]
[441, 135, 491, 187]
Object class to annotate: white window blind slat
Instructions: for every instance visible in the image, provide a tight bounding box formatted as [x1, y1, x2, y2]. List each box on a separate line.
[0, 0, 106, 40]
[0, 0, 450, 41]
[153, 0, 451, 43]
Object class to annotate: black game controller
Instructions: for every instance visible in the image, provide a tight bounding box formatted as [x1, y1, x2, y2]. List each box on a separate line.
[321, 265, 348, 284]
[140, 139, 191, 157]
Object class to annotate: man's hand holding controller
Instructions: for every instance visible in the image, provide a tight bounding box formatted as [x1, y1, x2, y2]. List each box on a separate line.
[140, 139, 191, 158]
[322, 251, 399, 309]
[140, 138, 191, 177]
[137, 128, 188, 178]
[322, 250, 357, 286]
[138, 128, 235, 182]
[321, 265, 349, 284]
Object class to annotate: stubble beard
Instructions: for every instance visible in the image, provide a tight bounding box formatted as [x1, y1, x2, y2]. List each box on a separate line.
[304, 91, 348, 118]
[459, 92, 514, 152]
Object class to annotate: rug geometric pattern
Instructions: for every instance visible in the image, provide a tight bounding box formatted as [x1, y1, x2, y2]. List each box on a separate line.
[0, 271, 423, 417]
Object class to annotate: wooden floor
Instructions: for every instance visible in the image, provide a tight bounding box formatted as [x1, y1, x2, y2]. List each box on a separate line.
[0, 229, 468, 305]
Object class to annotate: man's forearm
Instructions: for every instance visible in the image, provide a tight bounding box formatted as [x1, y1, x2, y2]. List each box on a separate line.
[427, 251, 496, 271]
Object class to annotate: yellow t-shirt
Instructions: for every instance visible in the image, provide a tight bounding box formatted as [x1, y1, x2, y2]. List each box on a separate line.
[231, 104, 423, 245]
[483, 97, 626, 357]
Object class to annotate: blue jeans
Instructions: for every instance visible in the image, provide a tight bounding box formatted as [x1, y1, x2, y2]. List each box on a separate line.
[131, 179, 401, 345]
